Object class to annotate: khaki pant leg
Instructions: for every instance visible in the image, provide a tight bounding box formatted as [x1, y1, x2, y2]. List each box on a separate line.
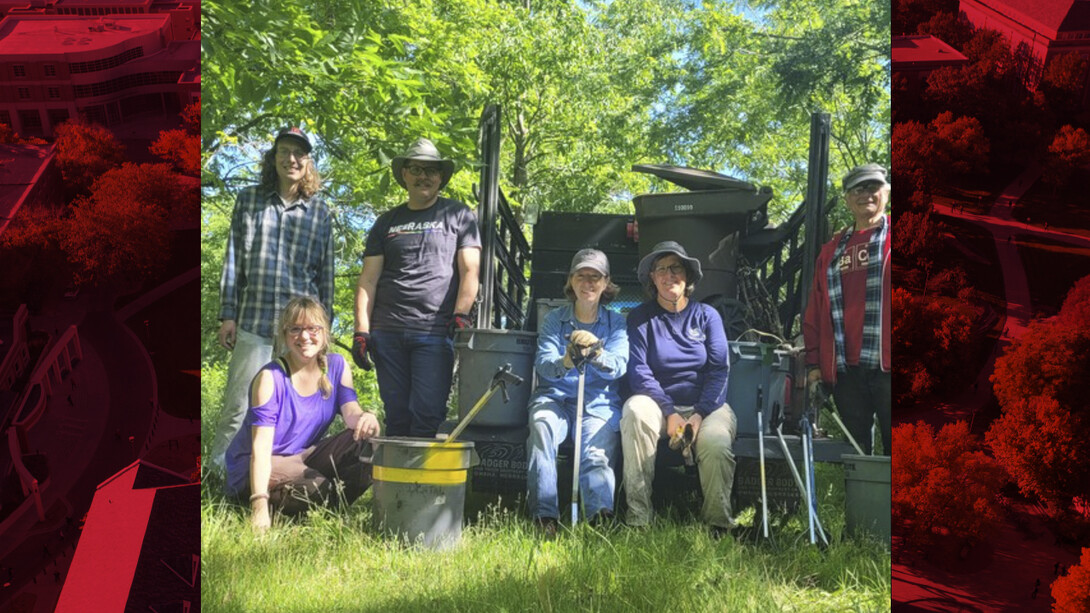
[620, 395, 664, 526]
[210, 329, 273, 470]
[695, 403, 738, 529]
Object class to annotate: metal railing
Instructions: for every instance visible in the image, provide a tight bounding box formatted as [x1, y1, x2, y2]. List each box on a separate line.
[476, 104, 531, 330]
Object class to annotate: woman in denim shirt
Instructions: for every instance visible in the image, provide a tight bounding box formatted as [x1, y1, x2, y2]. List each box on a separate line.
[526, 249, 628, 536]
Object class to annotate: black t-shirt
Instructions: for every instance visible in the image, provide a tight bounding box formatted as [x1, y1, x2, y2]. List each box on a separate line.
[364, 197, 481, 333]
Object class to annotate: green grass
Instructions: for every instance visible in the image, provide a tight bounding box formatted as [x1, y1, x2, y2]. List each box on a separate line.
[202, 355, 890, 612]
[201, 470, 890, 613]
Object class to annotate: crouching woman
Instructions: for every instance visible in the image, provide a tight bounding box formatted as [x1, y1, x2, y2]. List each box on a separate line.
[224, 296, 381, 531]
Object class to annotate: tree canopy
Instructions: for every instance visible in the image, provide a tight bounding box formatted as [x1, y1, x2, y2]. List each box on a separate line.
[200, 0, 890, 359]
[201, 0, 890, 218]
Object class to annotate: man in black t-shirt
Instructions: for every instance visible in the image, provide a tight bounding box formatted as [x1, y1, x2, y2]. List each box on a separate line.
[353, 138, 481, 437]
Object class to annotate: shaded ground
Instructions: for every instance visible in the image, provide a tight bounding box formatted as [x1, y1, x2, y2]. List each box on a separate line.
[893, 163, 1089, 611]
[1015, 235, 1090, 315]
[124, 278, 200, 419]
[1010, 168, 1090, 238]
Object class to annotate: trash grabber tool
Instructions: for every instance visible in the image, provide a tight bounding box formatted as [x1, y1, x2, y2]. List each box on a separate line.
[445, 363, 524, 443]
[756, 385, 770, 539]
[570, 340, 609, 525]
[799, 408, 829, 547]
[771, 402, 827, 543]
[811, 381, 864, 456]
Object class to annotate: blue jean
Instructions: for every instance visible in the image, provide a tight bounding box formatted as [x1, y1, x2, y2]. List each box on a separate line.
[371, 330, 454, 437]
[526, 397, 619, 520]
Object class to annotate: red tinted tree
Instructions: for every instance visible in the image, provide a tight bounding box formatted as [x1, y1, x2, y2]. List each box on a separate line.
[893, 0, 958, 35]
[59, 164, 182, 287]
[1052, 547, 1090, 613]
[892, 113, 989, 197]
[53, 119, 125, 200]
[892, 210, 940, 270]
[915, 12, 972, 49]
[1042, 125, 1090, 190]
[0, 205, 68, 307]
[88, 162, 199, 226]
[986, 395, 1090, 508]
[930, 111, 989, 175]
[991, 318, 1090, 410]
[151, 129, 200, 176]
[1041, 52, 1089, 117]
[893, 288, 978, 404]
[893, 421, 1006, 546]
[181, 99, 199, 135]
[989, 316, 1090, 508]
[1058, 275, 1090, 326]
[892, 120, 935, 194]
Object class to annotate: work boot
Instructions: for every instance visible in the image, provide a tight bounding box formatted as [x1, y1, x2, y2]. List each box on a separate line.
[534, 517, 558, 540]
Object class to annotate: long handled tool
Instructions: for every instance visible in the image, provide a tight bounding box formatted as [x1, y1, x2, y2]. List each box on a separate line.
[756, 385, 770, 540]
[811, 381, 865, 456]
[771, 402, 828, 546]
[798, 405, 828, 546]
[445, 363, 523, 444]
[570, 340, 611, 525]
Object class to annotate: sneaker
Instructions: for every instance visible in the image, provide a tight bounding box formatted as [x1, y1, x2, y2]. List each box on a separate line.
[534, 517, 558, 540]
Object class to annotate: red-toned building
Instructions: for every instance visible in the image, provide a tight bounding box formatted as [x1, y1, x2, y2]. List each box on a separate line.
[960, 0, 1090, 93]
[0, 303, 29, 391]
[54, 460, 198, 612]
[893, 34, 971, 84]
[0, 12, 199, 137]
[0, 143, 60, 237]
[0, 0, 198, 40]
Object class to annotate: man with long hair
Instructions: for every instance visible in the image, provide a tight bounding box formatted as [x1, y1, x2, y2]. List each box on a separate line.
[210, 127, 335, 472]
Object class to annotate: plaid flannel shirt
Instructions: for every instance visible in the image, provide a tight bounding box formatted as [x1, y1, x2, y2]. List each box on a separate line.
[218, 185, 334, 338]
[827, 215, 887, 372]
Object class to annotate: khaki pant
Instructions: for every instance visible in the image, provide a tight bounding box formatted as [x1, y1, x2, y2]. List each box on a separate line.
[210, 328, 273, 471]
[620, 395, 737, 528]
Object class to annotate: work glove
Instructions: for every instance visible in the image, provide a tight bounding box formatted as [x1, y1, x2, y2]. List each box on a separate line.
[808, 377, 827, 410]
[449, 313, 473, 338]
[351, 332, 373, 371]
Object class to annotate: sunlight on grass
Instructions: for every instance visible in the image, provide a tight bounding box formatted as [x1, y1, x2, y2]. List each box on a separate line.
[202, 482, 891, 612]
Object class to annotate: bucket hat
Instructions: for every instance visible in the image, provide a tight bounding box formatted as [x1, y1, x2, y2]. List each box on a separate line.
[274, 126, 312, 153]
[569, 248, 610, 276]
[842, 163, 889, 191]
[392, 138, 456, 190]
[637, 241, 703, 286]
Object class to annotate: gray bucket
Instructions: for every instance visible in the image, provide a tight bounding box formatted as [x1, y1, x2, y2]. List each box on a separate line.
[454, 328, 536, 427]
[842, 454, 891, 544]
[369, 436, 478, 550]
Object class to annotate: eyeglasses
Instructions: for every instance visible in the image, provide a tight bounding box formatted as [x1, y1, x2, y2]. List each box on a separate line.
[651, 264, 686, 277]
[275, 148, 310, 160]
[848, 182, 884, 196]
[573, 273, 604, 284]
[287, 325, 323, 337]
[404, 165, 442, 178]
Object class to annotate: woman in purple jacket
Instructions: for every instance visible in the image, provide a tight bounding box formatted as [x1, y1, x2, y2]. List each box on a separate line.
[620, 241, 737, 536]
[225, 296, 381, 531]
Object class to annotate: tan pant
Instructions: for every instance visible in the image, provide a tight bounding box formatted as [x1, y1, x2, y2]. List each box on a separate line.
[620, 395, 738, 528]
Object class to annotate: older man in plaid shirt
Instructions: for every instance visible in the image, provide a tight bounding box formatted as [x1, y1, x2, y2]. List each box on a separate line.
[803, 163, 891, 455]
[209, 127, 335, 472]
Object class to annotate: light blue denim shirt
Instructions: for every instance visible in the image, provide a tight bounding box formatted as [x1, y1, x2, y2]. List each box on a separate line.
[529, 303, 629, 425]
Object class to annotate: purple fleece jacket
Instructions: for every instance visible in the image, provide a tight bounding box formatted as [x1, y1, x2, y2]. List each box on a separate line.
[626, 300, 729, 417]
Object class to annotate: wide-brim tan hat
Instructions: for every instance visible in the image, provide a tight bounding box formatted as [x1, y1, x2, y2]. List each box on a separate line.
[391, 138, 455, 190]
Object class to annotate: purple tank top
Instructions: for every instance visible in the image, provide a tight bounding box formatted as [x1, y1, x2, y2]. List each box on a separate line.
[225, 352, 358, 495]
